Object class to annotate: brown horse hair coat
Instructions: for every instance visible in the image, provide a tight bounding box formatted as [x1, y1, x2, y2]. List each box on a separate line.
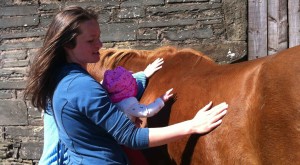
[87, 46, 300, 165]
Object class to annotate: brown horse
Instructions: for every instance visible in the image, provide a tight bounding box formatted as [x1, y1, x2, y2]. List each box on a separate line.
[87, 46, 300, 165]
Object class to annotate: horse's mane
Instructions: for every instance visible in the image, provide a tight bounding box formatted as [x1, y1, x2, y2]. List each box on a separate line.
[100, 46, 213, 67]
[87, 46, 214, 82]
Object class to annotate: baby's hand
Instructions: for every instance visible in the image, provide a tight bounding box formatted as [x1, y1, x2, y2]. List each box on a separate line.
[144, 58, 164, 78]
[160, 88, 174, 102]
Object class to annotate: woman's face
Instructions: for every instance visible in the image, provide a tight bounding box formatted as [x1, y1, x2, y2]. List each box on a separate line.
[65, 19, 102, 69]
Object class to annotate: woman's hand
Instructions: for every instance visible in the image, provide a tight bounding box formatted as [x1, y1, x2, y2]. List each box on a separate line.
[160, 88, 174, 102]
[190, 101, 228, 134]
[148, 101, 228, 147]
[144, 58, 164, 78]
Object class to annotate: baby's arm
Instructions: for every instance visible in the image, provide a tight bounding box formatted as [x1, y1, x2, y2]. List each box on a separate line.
[129, 98, 164, 117]
[120, 88, 174, 118]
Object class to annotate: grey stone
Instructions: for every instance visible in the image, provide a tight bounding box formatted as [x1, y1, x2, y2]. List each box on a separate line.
[27, 103, 41, 119]
[121, 0, 164, 7]
[101, 23, 137, 42]
[39, 14, 54, 27]
[1, 50, 27, 60]
[5, 126, 43, 139]
[28, 118, 43, 126]
[66, 0, 120, 9]
[0, 127, 4, 141]
[0, 91, 13, 99]
[148, 3, 212, 15]
[0, 100, 27, 126]
[1, 30, 46, 39]
[0, 70, 14, 77]
[211, 0, 222, 3]
[118, 7, 145, 19]
[19, 142, 42, 160]
[0, 81, 26, 90]
[0, 68, 27, 78]
[39, 3, 59, 11]
[3, 60, 29, 68]
[222, 0, 247, 41]
[139, 19, 197, 28]
[137, 30, 157, 40]
[0, 16, 39, 29]
[167, 0, 208, 3]
[198, 16, 223, 21]
[201, 19, 223, 25]
[99, 12, 110, 23]
[0, 40, 42, 51]
[0, 142, 13, 159]
[165, 28, 213, 40]
[0, 6, 38, 16]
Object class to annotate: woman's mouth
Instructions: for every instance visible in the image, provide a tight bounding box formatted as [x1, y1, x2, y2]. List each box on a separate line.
[93, 52, 100, 56]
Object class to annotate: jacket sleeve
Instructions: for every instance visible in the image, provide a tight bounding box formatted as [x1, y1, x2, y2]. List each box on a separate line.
[132, 71, 147, 100]
[69, 75, 149, 149]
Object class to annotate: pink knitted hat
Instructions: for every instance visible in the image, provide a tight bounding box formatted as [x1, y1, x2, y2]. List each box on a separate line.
[102, 66, 138, 103]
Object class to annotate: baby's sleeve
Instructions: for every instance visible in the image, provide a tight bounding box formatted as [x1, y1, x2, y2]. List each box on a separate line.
[132, 71, 147, 100]
[122, 97, 165, 118]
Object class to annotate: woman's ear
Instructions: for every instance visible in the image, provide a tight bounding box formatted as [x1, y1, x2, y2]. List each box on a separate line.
[64, 43, 73, 49]
[63, 44, 73, 56]
[64, 39, 76, 50]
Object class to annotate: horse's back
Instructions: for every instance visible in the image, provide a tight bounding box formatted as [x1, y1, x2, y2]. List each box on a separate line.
[142, 46, 300, 165]
[199, 46, 300, 164]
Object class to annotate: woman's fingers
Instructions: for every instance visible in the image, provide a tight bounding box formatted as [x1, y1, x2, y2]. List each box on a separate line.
[208, 119, 223, 129]
[207, 102, 228, 115]
[210, 109, 227, 123]
[191, 101, 228, 134]
[199, 101, 213, 112]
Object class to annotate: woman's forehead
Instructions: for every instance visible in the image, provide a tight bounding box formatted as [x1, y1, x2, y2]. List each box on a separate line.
[79, 19, 100, 36]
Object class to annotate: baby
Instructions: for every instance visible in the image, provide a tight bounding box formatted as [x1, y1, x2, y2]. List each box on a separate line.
[102, 62, 173, 124]
[102, 59, 173, 165]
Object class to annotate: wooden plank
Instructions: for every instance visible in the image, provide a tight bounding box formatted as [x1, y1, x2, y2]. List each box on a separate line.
[288, 0, 300, 47]
[248, 0, 268, 60]
[267, 0, 288, 55]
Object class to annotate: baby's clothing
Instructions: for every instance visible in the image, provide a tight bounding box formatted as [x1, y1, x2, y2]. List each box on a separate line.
[116, 97, 164, 122]
[103, 66, 165, 122]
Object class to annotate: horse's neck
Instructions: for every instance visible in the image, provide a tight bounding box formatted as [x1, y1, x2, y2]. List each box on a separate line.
[89, 48, 216, 82]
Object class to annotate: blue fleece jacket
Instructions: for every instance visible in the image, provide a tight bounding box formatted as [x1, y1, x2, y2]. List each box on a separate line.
[43, 63, 149, 164]
[39, 70, 147, 165]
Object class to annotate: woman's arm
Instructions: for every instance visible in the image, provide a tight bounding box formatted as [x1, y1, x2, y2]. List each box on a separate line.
[148, 102, 227, 147]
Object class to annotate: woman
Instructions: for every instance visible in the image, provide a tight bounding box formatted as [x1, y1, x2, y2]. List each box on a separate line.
[38, 70, 152, 165]
[24, 6, 227, 164]
[38, 53, 164, 165]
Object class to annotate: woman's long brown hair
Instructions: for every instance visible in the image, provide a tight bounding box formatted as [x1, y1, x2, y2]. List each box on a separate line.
[24, 6, 98, 110]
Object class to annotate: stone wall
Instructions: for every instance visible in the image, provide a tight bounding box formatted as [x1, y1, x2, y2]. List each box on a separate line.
[0, 0, 247, 164]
